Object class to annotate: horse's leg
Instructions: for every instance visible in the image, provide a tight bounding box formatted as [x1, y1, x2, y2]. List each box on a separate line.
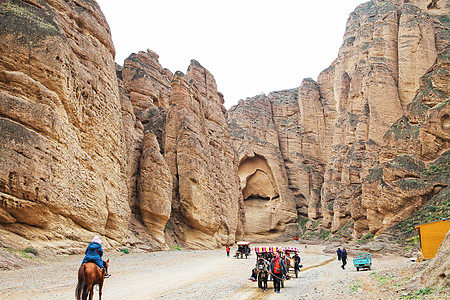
[81, 284, 86, 300]
[99, 280, 104, 300]
[87, 284, 93, 300]
[82, 284, 90, 300]
[77, 265, 88, 300]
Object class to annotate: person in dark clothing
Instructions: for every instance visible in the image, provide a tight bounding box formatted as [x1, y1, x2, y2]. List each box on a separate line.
[294, 253, 302, 277]
[341, 248, 348, 269]
[81, 236, 110, 278]
[270, 252, 287, 293]
[337, 247, 342, 261]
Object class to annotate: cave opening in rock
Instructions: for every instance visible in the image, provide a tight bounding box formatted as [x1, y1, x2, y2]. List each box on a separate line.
[238, 153, 279, 201]
[238, 153, 281, 236]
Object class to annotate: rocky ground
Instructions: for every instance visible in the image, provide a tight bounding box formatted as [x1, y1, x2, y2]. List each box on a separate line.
[0, 243, 448, 300]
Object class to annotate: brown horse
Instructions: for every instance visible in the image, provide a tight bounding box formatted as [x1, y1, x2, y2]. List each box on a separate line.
[75, 259, 109, 300]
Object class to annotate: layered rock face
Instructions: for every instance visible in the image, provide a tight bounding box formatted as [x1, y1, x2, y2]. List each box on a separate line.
[118, 50, 243, 249]
[228, 0, 449, 239]
[228, 94, 300, 239]
[319, 0, 450, 237]
[161, 60, 243, 248]
[0, 1, 242, 252]
[0, 0, 447, 253]
[0, 0, 129, 252]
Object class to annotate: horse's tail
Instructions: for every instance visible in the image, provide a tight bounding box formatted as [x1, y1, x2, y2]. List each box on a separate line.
[75, 264, 86, 300]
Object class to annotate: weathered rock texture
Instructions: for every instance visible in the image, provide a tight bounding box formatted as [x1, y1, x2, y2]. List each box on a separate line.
[0, 1, 242, 252]
[415, 229, 450, 289]
[320, 0, 450, 238]
[227, 94, 300, 240]
[161, 60, 243, 248]
[0, 0, 130, 253]
[118, 51, 244, 250]
[227, 0, 449, 240]
[0, 0, 448, 253]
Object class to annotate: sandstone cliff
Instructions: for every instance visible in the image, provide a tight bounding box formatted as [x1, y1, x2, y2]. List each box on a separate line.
[115, 51, 245, 249]
[319, 0, 449, 238]
[0, 1, 242, 252]
[227, 94, 298, 240]
[0, 0, 448, 254]
[0, 0, 130, 253]
[227, 0, 449, 240]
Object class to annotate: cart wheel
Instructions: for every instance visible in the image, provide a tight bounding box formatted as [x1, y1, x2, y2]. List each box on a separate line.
[356, 267, 360, 271]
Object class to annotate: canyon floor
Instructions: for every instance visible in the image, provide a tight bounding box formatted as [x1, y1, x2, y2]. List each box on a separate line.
[0, 243, 447, 300]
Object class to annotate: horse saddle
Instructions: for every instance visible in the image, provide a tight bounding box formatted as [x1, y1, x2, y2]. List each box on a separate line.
[84, 262, 105, 275]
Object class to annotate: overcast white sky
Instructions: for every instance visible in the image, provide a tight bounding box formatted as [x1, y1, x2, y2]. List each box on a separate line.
[96, 0, 366, 109]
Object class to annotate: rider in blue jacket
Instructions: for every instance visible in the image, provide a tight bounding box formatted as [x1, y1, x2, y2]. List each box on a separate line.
[81, 236, 111, 278]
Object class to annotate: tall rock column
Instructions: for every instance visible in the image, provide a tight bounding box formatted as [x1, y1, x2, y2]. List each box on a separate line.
[398, 4, 438, 107]
[0, 0, 130, 251]
[163, 60, 241, 248]
[120, 50, 173, 249]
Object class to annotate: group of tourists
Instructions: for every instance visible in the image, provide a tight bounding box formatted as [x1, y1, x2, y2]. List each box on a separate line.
[246, 249, 301, 293]
[249, 251, 288, 293]
[237, 245, 250, 255]
[81, 237, 350, 290]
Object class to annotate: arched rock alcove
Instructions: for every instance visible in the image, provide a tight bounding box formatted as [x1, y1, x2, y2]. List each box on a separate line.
[238, 153, 280, 236]
[239, 154, 279, 200]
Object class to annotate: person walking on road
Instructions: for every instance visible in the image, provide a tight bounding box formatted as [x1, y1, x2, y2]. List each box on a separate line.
[337, 247, 342, 261]
[341, 248, 348, 269]
[226, 244, 230, 257]
[270, 252, 287, 293]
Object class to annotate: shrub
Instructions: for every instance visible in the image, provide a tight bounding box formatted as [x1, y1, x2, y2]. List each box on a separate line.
[24, 247, 38, 256]
[357, 232, 374, 244]
[416, 287, 432, 295]
[349, 280, 361, 293]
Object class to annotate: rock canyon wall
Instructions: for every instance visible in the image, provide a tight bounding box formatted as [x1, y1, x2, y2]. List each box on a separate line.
[0, 0, 448, 253]
[228, 0, 449, 240]
[0, 0, 242, 252]
[0, 0, 130, 252]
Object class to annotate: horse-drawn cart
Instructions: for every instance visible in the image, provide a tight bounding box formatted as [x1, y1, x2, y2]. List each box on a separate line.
[235, 241, 251, 258]
[251, 246, 281, 291]
[280, 247, 302, 278]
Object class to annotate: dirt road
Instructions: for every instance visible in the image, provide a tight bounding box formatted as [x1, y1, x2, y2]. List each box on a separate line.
[0, 243, 412, 299]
